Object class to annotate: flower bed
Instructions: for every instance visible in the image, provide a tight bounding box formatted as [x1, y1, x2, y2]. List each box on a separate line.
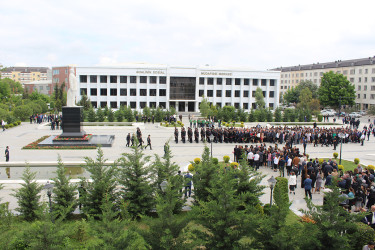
[23, 136, 96, 150]
[53, 134, 92, 141]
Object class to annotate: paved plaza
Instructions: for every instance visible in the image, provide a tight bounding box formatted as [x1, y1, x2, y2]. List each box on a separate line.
[0, 115, 375, 213]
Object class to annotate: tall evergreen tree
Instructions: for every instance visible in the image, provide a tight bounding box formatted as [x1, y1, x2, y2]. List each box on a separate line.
[96, 107, 105, 122]
[107, 108, 115, 122]
[87, 106, 97, 122]
[12, 166, 43, 221]
[80, 148, 118, 218]
[51, 155, 77, 220]
[118, 139, 154, 219]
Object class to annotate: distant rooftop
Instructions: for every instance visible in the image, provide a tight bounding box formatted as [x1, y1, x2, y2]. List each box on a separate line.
[2, 67, 49, 73]
[272, 56, 375, 72]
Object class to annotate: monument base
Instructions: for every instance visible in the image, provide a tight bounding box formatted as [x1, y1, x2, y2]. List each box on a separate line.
[38, 135, 115, 147]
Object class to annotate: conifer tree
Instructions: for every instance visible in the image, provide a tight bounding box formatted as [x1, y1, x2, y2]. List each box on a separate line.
[12, 166, 43, 221]
[87, 106, 96, 122]
[107, 108, 115, 122]
[96, 108, 105, 122]
[80, 147, 117, 218]
[118, 138, 154, 219]
[51, 155, 77, 220]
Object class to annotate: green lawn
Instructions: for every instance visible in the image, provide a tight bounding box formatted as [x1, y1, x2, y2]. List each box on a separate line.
[323, 158, 365, 172]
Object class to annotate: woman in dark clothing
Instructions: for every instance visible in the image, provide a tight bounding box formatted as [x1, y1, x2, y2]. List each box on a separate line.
[310, 171, 316, 193]
[301, 165, 308, 188]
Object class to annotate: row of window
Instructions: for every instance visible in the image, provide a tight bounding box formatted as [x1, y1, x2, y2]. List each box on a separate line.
[281, 68, 375, 79]
[198, 89, 275, 98]
[80, 75, 167, 84]
[198, 78, 276, 86]
[357, 85, 375, 91]
[80, 88, 167, 97]
[281, 79, 321, 84]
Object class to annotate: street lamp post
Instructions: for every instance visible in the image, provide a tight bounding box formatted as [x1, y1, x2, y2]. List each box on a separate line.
[338, 133, 345, 165]
[267, 176, 277, 207]
[44, 182, 54, 223]
[209, 134, 214, 158]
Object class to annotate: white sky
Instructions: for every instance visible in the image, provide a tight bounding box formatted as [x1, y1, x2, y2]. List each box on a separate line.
[1, 0, 375, 70]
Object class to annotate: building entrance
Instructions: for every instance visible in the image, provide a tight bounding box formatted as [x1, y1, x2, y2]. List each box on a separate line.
[188, 102, 195, 112]
[178, 102, 185, 112]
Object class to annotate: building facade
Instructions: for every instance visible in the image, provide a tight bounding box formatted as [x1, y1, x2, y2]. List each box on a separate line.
[23, 80, 53, 95]
[52, 65, 76, 91]
[274, 56, 375, 109]
[0, 67, 49, 84]
[73, 64, 280, 112]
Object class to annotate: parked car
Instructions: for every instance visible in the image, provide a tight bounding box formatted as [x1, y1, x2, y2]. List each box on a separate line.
[321, 110, 335, 117]
[349, 112, 361, 118]
[359, 110, 366, 116]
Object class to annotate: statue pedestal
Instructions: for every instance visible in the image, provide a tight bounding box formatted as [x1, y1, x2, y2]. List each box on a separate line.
[60, 106, 86, 138]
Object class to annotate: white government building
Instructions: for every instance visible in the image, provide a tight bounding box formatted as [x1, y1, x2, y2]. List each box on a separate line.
[75, 64, 280, 112]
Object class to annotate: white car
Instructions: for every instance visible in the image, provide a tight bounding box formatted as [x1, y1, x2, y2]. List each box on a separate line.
[349, 112, 361, 118]
[321, 110, 335, 117]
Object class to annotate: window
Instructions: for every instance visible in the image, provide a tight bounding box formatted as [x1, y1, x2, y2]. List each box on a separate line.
[358, 85, 361, 91]
[100, 76, 107, 83]
[120, 89, 127, 96]
[100, 102, 107, 108]
[110, 89, 117, 96]
[234, 103, 240, 109]
[359, 69, 362, 74]
[269, 103, 274, 108]
[149, 102, 156, 108]
[364, 85, 368, 91]
[100, 89, 107, 96]
[208, 78, 213, 85]
[235, 78, 241, 85]
[110, 76, 117, 83]
[226, 78, 232, 85]
[243, 91, 249, 97]
[365, 69, 368, 74]
[314, 79, 317, 83]
[46, 86, 50, 91]
[252, 91, 256, 97]
[359, 77, 362, 82]
[270, 79, 275, 86]
[262, 91, 266, 97]
[350, 69, 355, 74]
[310, 73, 312, 77]
[120, 76, 127, 83]
[217, 78, 222, 85]
[296, 73, 299, 77]
[110, 102, 117, 108]
[160, 76, 166, 84]
[80, 88, 87, 95]
[159, 89, 166, 96]
[159, 102, 166, 108]
[53, 69, 59, 75]
[253, 79, 258, 86]
[350, 78, 354, 83]
[226, 90, 231, 97]
[371, 85, 375, 91]
[149, 89, 156, 96]
[296, 80, 299, 83]
[90, 75, 97, 83]
[364, 94, 367, 99]
[80, 75, 87, 83]
[199, 90, 204, 97]
[314, 72, 318, 76]
[365, 77, 368, 83]
[130, 102, 136, 108]
[244, 79, 249, 85]
[199, 78, 204, 85]
[226, 102, 231, 106]
[140, 76, 147, 83]
[261, 79, 267, 86]
[243, 103, 248, 109]
[235, 90, 240, 97]
[140, 89, 147, 96]
[140, 102, 146, 108]
[343, 70, 348, 75]
[373, 68, 375, 74]
[207, 90, 213, 97]
[371, 94, 375, 99]
[269, 91, 274, 98]
[91, 102, 97, 108]
[90, 88, 97, 96]
[130, 76, 136, 83]
[150, 76, 157, 84]
[130, 89, 136, 96]
[358, 94, 360, 98]
[216, 90, 222, 97]
[39, 86, 43, 91]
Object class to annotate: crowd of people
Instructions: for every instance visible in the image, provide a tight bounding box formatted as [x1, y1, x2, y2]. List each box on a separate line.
[126, 127, 152, 150]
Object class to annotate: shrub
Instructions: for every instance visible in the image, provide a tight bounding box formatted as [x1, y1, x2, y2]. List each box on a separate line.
[338, 165, 344, 171]
[354, 158, 360, 165]
[223, 155, 230, 163]
[12, 122, 18, 127]
[188, 164, 195, 172]
[368, 165, 375, 171]
[352, 222, 375, 249]
[212, 158, 219, 165]
[8, 124, 13, 128]
[4, 124, 9, 129]
[17, 121, 21, 125]
[317, 114, 323, 122]
[230, 162, 239, 168]
[274, 177, 289, 209]
[160, 122, 162, 126]
[333, 152, 339, 159]
[194, 158, 201, 164]
[319, 159, 324, 165]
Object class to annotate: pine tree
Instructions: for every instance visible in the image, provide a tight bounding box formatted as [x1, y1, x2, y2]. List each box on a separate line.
[118, 138, 154, 219]
[274, 107, 282, 122]
[87, 106, 96, 122]
[115, 109, 124, 122]
[51, 155, 77, 220]
[12, 166, 43, 221]
[107, 108, 115, 122]
[96, 108, 105, 122]
[80, 148, 117, 218]
[192, 146, 217, 203]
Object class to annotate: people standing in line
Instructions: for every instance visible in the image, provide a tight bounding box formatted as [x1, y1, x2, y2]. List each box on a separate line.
[145, 135, 152, 150]
[5, 146, 9, 162]
[304, 175, 313, 199]
[288, 172, 297, 195]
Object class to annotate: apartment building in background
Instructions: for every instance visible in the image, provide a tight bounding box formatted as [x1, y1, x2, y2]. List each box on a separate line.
[52, 65, 76, 91]
[273, 56, 375, 109]
[0, 67, 50, 84]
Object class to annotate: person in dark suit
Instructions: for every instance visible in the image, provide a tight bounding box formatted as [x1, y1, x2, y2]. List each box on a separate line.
[126, 133, 131, 147]
[145, 135, 152, 150]
[184, 172, 193, 197]
[5, 146, 9, 162]
[304, 175, 313, 199]
[363, 205, 375, 229]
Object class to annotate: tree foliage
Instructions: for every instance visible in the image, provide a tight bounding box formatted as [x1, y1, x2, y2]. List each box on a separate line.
[318, 71, 356, 108]
[254, 87, 265, 109]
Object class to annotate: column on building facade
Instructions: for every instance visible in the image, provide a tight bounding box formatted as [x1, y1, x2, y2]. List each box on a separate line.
[126, 76, 130, 108]
[136, 76, 140, 110]
[106, 74, 110, 108]
[116, 74, 120, 109]
[249, 79, 253, 109]
[240, 78, 244, 110]
[266, 79, 270, 108]
[275, 79, 280, 108]
[231, 78, 234, 106]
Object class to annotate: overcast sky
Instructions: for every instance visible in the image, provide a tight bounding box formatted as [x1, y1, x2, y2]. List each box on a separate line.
[1, 0, 375, 70]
